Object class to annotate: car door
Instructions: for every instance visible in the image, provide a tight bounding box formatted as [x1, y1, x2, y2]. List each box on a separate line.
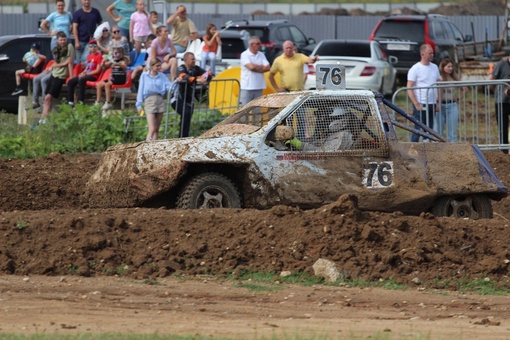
[258, 96, 390, 208]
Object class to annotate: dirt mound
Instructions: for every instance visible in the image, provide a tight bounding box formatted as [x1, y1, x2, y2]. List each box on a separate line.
[1, 151, 510, 287]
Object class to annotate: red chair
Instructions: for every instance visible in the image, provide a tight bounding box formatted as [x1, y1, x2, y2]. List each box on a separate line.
[65, 63, 85, 84]
[85, 68, 111, 88]
[22, 60, 54, 80]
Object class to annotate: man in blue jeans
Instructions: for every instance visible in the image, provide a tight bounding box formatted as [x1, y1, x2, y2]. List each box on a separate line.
[407, 44, 440, 142]
[72, 0, 102, 63]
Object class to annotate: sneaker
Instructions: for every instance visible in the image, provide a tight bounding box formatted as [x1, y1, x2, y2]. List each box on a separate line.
[102, 102, 112, 110]
[11, 87, 23, 96]
[93, 101, 101, 106]
[39, 118, 46, 125]
[32, 102, 40, 109]
[68, 101, 75, 108]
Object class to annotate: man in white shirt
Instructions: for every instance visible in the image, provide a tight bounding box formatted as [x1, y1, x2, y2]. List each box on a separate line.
[239, 36, 270, 106]
[407, 44, 440, 142]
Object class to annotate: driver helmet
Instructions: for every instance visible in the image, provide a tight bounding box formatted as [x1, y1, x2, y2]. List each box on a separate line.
[328, 107, 349, 132]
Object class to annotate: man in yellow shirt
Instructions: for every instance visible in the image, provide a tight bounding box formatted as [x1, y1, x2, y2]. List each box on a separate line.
[269, 40, 317, 92]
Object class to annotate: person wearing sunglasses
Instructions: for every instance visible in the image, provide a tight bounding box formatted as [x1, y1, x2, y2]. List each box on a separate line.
[67, 39, 103, 107]
[72, 0, 103, 63]
[107, 25, 130, 57]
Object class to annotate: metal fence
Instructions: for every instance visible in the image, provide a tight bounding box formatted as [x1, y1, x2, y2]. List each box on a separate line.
[123, 77, 240, 141]
[0, 13, 505, 45]
[391, 80, 510, 151]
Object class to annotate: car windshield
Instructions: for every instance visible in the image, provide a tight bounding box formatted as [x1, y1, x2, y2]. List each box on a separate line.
[227, 27, 268, 42]
[374, 21, 424, 41]
[218, 93, 302, 128]
[315, 42, 371, 57]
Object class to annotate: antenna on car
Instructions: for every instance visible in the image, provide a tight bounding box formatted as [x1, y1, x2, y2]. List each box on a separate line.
[220, 20, 234, 33]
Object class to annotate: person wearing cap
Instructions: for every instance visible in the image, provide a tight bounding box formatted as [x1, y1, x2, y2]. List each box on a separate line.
[11, 43, 47, 96]
[66, 39, 103, 106]
[72, 0, 103, 63]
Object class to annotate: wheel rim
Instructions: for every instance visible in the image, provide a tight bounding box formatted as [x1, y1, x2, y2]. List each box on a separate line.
[448, 197, 480, 219]
[198, 187, 226, 208]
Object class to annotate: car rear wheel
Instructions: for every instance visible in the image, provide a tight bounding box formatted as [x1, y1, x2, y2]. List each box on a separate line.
[176, 173, 241, 209]
[431, 195, 493, 219]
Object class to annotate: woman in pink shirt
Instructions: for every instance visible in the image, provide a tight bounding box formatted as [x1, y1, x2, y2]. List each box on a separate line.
[151, 25, 177, 81]
[130, 0, 151, 54]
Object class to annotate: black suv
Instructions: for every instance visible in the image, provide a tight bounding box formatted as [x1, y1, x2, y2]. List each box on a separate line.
[369, 14, 472, 81]
[223, 19, 316, 64]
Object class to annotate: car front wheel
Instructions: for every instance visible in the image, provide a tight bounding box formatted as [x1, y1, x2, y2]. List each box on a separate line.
[176, 173, 241, 209]
[431, 195, 493, 219]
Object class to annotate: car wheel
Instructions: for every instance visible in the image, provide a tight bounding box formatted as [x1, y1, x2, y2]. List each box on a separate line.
[431, 195, 493, 219]
[176, 173, 241, 209]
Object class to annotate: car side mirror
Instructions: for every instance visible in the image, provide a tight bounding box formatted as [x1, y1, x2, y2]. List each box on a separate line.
[464, 34, 473, 42]
[388, 55, 398, 65]
[308, 37, 316, 45]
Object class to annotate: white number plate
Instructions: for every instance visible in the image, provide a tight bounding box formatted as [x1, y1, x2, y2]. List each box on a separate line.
[387, 44, 410, 51]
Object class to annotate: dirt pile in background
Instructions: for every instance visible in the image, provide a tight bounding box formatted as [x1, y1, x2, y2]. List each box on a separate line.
[1, 151, 510, 287]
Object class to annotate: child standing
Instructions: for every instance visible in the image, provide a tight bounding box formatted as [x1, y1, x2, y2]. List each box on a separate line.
[12, 43, 47, 96]
[149, 10, 162, 35]
[129, 0, 151, 55]
[136, 58, 172, 142]
[96, 47, 128, 110]
[200, 23, 221, 76]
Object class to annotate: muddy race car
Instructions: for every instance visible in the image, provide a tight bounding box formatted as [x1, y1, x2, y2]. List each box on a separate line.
[86, 88, 507, 219]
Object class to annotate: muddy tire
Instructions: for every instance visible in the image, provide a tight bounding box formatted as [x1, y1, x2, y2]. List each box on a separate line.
[431, 195, 493, 219]
[176, 173, 241, 209]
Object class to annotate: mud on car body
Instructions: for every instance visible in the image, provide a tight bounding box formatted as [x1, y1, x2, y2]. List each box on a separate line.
[86, 89, 507, 219]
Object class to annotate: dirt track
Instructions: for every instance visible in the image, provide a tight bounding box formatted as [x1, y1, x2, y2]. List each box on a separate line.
[1, 151, 510, 338]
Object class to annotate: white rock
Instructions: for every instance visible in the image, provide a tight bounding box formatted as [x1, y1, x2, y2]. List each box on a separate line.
[312, 258, 340, 282]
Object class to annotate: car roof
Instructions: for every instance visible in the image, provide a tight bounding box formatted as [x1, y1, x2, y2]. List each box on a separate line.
[383, 14, 447, 21]
[226, 19, 289, 28]
[0, 34, 50, 48]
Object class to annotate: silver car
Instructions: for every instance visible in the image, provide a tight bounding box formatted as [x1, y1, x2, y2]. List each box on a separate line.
[305, 39, 398, 96]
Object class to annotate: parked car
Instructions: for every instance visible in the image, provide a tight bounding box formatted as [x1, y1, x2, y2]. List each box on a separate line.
[304, 39, 397, 96]
[86, 83, 507, 219]
[222, 19, 316, 64]
[369, 14, 473, 81]
[0, 34, 52, 113]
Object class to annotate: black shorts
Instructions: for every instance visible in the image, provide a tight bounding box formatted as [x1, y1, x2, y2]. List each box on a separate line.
[46, 75, 66, 98]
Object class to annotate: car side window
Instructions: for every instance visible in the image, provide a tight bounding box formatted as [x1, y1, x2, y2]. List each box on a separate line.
[289, 26, 307, 45]
[1, 39, 34, 63]
[431, 21, 447, 40]
[275, 26, 292, 43]
[282, 98, 386, 154]
[448, 23, 464, 42]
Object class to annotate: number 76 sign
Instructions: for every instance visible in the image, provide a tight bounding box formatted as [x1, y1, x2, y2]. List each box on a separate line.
[315, 63, 346, 90]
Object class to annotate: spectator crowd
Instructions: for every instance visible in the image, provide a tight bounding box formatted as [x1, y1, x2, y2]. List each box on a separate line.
[15, 0, 318, 140]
